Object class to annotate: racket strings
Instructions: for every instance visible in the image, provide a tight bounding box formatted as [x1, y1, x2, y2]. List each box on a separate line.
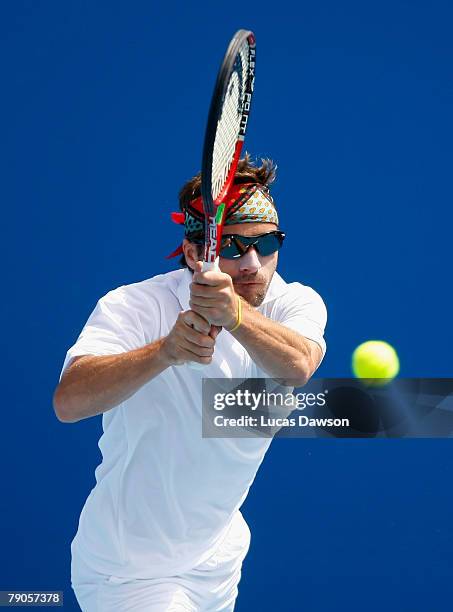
[212, 73, 241, 200]
[211, 41, 250, 202]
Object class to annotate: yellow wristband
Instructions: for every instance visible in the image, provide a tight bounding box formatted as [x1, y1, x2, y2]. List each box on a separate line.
[228, 296, 242, 332]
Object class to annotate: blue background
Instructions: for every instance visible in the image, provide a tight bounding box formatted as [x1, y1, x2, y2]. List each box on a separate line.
[2, 0, 453, 609]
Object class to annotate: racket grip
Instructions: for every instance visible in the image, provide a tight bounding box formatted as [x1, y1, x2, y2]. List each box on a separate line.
[201, 258, 219, 272]
[187, 257, 219, 370]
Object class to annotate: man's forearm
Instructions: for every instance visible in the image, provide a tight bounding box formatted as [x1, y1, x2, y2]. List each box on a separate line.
[53, 338, 170, 423]
[230, 299, 318, 385]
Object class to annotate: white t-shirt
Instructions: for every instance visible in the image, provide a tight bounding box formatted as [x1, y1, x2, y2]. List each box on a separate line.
[61, 268, 327, 579]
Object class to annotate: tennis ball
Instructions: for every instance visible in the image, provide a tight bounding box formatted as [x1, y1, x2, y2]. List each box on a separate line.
[352, 340, 400, 385]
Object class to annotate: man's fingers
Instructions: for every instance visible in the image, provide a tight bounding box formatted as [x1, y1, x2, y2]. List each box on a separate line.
[189, 297, 216, 312]
[178, 346, 213, 365]
[190, 282, 219, 298]
[193, 270, 229, 287]
[183, 338, 215, 358]
[171, 310, 219, 364]
[182, 326, 215, 349]
[181, 310, 211, 334]
[165, 309, 218, 366]
[179, 311, 216, 347]
[188, 305, 217, 323]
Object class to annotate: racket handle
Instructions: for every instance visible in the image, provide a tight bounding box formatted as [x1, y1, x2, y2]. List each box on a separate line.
[201, 258, 219, 272]
[187, 257, 219, 370]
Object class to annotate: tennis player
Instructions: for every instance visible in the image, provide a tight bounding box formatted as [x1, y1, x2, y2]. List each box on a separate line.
[53, 156, 327, 611]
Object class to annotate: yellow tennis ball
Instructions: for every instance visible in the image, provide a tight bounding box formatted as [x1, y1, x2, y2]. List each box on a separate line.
[352, 341, 400, 384]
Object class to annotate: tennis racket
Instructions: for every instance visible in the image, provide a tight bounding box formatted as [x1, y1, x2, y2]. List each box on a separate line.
[200, 28, 256, 270]
[189, 29, 256, 369]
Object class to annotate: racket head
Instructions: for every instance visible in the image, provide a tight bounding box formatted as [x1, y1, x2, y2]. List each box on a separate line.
[200, 29, 256, 264]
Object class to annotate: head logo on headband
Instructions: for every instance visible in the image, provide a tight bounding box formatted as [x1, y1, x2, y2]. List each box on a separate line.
[166, 183, 278, 258]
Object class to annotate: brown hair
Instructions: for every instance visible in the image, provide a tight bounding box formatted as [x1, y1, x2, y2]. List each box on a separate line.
[178, 154, 277, 268]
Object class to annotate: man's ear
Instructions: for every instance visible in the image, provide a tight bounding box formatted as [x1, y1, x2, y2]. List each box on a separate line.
[182, 239, 202, 272]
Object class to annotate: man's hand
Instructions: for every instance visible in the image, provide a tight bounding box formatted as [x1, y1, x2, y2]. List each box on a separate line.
[189, 261, 239, 329]
[161, 309, 221, 366]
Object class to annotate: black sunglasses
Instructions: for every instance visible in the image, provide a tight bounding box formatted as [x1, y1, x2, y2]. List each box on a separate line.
[192, 230, 285, 260]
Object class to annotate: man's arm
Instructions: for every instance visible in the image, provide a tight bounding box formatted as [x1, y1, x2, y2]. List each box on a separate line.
[229, 300, 322, 386]
[189, 263, 324, 386]
[53, 310, 219, 423]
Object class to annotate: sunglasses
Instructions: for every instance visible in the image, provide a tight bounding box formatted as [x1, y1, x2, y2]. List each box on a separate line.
[192, 230, 285, 260]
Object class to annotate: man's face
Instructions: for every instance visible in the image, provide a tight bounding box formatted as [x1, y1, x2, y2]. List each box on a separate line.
[219, 222, 279, 307]
[184, 222, 279, 307]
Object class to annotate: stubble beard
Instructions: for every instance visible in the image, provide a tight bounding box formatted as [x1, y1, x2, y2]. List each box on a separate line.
[234, 274, 273, 307]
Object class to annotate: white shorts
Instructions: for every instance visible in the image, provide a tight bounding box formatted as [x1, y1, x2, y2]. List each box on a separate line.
[71, 513, 251, 611]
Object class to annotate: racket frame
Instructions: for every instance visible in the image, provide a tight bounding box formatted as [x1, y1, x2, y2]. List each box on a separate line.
[200, 29, 256, 268]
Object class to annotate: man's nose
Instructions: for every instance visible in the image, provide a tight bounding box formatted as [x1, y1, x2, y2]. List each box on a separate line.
[238, 246, 261, 273]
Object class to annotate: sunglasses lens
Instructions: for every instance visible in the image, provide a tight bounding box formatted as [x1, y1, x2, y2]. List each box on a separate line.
[255, 233, 282, 256]
[219, 232, 284, 259]
[219, 237, 240, 259]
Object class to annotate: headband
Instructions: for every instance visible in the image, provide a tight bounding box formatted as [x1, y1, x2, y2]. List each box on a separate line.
[166, 183, 278, 258]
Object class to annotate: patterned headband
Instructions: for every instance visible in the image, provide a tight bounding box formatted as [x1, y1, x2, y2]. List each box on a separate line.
[166, 183, 279, 258]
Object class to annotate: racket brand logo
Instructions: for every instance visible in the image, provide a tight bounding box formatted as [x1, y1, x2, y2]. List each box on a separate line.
[239, 93, 252, 136]
[239, 45, 255, 137]
[248, 46, 256, 88]
[206, 215, 218, 263]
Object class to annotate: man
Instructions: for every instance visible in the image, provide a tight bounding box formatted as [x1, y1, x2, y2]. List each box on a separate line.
[53, 156, 327, 611]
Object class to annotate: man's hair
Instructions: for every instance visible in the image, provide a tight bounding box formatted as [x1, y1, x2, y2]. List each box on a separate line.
[178, 154, 277, 268]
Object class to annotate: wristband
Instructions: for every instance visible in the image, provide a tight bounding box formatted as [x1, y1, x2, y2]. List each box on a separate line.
[228, 296, 242, 332]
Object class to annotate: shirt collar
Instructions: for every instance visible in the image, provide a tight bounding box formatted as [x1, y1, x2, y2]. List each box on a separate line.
[176, 268, 193, 311]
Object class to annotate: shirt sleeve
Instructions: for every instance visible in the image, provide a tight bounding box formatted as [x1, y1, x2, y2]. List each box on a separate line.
[275, 283, 328, 358]
[59, 287, 145, 380]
